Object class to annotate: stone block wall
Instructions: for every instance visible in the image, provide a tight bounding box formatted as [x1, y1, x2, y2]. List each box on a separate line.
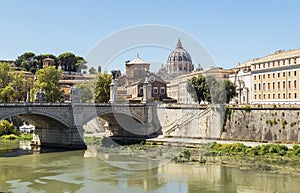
[223, 107, 300, 143]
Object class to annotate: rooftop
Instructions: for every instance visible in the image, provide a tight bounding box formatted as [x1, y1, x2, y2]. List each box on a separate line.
[126, 54, 150, 65]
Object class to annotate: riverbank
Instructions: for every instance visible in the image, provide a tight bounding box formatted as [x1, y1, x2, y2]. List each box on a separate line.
[0, 133, 33, 141]
[84, 136, 300, 176]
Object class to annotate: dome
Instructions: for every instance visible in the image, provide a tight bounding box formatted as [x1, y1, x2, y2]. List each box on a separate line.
[166, 39, 194, 76]
[167, 39, 192, 63]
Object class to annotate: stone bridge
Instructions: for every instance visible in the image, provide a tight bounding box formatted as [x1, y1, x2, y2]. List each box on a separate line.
[0, 103, 161, 149]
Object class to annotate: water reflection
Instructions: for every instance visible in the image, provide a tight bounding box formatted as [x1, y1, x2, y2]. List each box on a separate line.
[0, 143, 300, 193]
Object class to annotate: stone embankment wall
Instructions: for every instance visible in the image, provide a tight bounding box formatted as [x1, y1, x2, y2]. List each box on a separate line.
[223, 105, 300, 143]
[156, 104, 225, 139]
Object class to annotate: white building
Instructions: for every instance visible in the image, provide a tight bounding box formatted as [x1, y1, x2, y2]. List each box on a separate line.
[229, 61, 252, 104]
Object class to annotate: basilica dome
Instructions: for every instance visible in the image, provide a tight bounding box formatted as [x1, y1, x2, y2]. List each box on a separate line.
[166, 39, 194, 75]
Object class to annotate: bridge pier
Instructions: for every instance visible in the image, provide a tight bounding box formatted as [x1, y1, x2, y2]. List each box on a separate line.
[35, 126, 86, 150]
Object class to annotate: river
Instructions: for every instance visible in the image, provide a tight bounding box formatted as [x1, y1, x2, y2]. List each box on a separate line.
[1, 141, 300, 193]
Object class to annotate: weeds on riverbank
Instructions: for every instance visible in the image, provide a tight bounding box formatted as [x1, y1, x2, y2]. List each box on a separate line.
[84, 136, 102, 145]
[202, 142, 300, 158]
[0, 134, 33, 141]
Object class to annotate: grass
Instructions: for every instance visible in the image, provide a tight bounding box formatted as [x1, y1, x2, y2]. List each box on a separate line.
[201, 142, 300, 158]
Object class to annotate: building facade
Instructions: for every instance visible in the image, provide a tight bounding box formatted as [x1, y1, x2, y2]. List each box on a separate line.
[229, 62, 251, 104]
[125, 54, 150, 86]
[250, 49, 300, 104]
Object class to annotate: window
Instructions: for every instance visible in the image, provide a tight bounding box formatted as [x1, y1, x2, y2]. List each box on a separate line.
[283, 72, 285, 77]
[278, 72, 280, 78]
[268, 94, 270, 99]
[254, 75, 256, 80]
[273, 73, 275, 78]
[259, 94, 261, 99]
[153, 87, 158, 94]
[288, 93, 291, 99]
[263, 83, 265, 90]
[268, 63, 270, 68]
[278, 82, 280, 89]
[268, 82, 270, 90]
[263, 94, 266, 99]
[259, 75, 261, 80]
[295, 93, 297, 99]
[273, 82, 275, 89]
[254, 84, 256, 90]
[254, 94, 256, 100]
[288, 81, 291, 89]
[263, 74, 265, 79]
[258, 83, 261, 90]
[268, 74, 270, 79]
[278, 61, 280, 67]
[295, 58, 298, 64]
[283, 93, 286, 99]
[288, 71, 291, 76]
[263, 63, 265, 68]
[294, 80, 297, 88]
[283, 81, 285, 89]
[273, 93, 275, 99]
[295, 71, 297, 76]
[283, 60, 285, 65]
[278, 93, 280, 99]
[139, 87, 143, 94]
[160, 87, 165, 94]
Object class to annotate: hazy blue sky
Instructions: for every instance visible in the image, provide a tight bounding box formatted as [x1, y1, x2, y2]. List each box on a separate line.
[1, 0, 300, 72]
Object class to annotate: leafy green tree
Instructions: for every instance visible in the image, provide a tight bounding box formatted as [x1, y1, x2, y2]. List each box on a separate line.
[207, 76, 237, 104]
[94, 73, 112, 103]
[10, 72, 32, 102]
[57, 52, 87, 72]
[15, 52, 37, 73]
[76, 81, 94, 102]
[0, 62, 11, 88]
[187, 75, 237, 104]
[224, 80, 237, 103]
[15, 52, 35, 67]
[89, 67, 97, 74]
[186, 74, 210, 104]
[0, 120, 16, 136]
[0, 85, 14, 103]
[31, 66, 62, 103]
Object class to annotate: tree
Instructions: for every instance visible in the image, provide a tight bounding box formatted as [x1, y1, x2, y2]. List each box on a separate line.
[0, 62, 11, 88]
[0, 85, 14, 103]
[94, 73, 112, 103]
[224, 79, 237, 103]
[31, 66, 62, 103]
[76, 81, 94, 102]
[10, 72, 32, 102]
[0, 120, 16, 136]
[15, 52, 37, 73]
[187, 75, 237, 104]
[57, 52, 87, 72]
[89, 67, 97, 74]
[186, 74, 210, 104]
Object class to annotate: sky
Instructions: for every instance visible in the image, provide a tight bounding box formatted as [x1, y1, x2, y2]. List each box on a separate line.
[1, 0, 300, 73]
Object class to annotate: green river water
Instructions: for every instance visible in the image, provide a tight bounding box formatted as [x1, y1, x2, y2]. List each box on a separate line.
[1, 141, 300, 193]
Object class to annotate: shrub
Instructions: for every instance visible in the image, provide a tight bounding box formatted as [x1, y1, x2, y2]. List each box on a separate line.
[0, 134, 19, 140]
[290, 122, 297, 127]
[282, 120, 288, 128]
[243, 105, 251, 112]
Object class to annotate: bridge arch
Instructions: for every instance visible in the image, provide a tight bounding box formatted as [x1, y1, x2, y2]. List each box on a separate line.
[82, 111, 147, 137]
[0, 104, 85, 149]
